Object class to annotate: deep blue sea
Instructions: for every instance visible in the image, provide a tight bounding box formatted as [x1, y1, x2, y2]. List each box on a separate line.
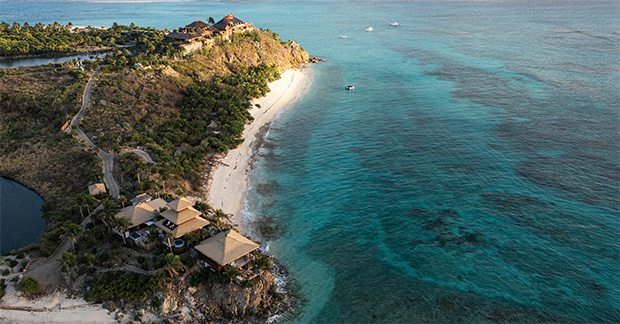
[2, 1, 619, 322]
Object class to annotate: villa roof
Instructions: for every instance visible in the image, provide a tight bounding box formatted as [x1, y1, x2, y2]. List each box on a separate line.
[131, 193, 152, 205]
[88, 183, 107, 195]
[186, 20, 210, 29]
[166, 31, 204, 40]
[213, 15, 249, 31]
[154, 217, 210, 239]
[160, 207, 202, 225]
[146, 198, 168, 212]
[115, 203, 156, 227]
[168, 197, 194, 212]
[194, 230, 259, 266]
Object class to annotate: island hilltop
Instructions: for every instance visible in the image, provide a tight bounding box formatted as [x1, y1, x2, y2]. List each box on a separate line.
[0, 14, 311, 323]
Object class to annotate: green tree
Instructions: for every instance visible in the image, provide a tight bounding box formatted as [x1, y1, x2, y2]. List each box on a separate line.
[60, 223, 82, 253]
[18, 277, 39, 296]
[165, 231, 174, 253]
[160, 253, 185, 278]
[217, 266, 241, 284]
[184, 232, 200, 246]
[252, 254, 272, 271]
[57, 251, 78, 272]
[115, 217, 131, 239]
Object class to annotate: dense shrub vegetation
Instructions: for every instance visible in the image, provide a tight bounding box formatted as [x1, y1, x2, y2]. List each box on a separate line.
[0, 22, 182, 59]
[0, 22, 129, 56]
[158, 64, 279, 154]
[85, 271, 159, 302]
[17, 277, 40, 295]
[0, 279, 6, 299]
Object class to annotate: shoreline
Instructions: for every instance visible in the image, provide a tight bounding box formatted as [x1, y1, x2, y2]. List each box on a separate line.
[206, 66, 312, 234]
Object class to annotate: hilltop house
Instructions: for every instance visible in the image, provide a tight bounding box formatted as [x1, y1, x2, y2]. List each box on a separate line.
[212, 15, 254, 39]
[166, 14, 253, 44]
[167, 20, 216, 43]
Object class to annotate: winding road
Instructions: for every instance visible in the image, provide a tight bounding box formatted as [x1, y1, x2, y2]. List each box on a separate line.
[66, 68, 121, 197]
[65, 68, 157, 198]
[121, 148, 155, 164]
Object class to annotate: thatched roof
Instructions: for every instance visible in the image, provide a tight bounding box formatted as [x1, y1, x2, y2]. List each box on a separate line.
[88, 183, 107, 195]
[114, 197, 169, 227]
[115, 203, 156, 227]
[168, 197, 194, 212]
[161, 208, 202, 225]
[158, 197, 202, 224]
[155, 217, 210, 239]
[147, 198, 168, 212]
[194, 230, 259, 266]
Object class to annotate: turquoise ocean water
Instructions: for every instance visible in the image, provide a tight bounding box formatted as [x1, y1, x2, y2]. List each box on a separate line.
[2, 1, 618, 322]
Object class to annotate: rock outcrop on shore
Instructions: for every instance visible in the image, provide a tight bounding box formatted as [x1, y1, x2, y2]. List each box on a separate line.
[104, 271, 288, 323]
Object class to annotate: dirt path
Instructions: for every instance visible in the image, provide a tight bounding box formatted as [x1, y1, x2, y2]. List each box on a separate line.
[24, 205, 103, 293]
[121, 148, 155, 164]
[64, 68, 120, 197]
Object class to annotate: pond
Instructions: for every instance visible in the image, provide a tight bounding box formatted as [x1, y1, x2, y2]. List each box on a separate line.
[0, 177, 46, 254]
[0, 52, 109, 69]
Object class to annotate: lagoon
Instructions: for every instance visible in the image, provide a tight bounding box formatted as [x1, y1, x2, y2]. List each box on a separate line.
[0, 178, 46, 254]
[0, 52, 108, 69]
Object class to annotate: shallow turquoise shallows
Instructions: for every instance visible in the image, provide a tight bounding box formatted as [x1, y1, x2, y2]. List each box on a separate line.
[2, 0, 618, 322]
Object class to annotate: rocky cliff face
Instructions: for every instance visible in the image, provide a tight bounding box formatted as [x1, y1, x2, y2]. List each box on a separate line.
[208, 271, 275, 318]
[116, 271, 287, 323]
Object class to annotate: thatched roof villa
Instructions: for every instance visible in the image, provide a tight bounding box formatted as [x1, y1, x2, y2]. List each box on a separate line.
[212, 15, 253, 39]
[154, 197, 210, 238]
[195, 230, 259, 271]
[115, 197, 167, 231]
[166, 14, 253, 44]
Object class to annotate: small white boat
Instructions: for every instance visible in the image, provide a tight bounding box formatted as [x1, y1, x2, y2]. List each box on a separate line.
[339, 35, 348, 38]
[366, 27, 373, 32]
[345, 85, 355, 91]
[389, 22, 400, 26]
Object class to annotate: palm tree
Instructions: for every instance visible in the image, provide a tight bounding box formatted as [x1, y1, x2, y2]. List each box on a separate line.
[160, 253, 185, 278]
[212, 209, 230, 227]
[165, 231, 174, 253]
[119, 195, 128, 208]
[184, 232, 200, 246]
[57, 251, 77, 272]
[60, 224, 82, 254]
[218, 266, 241, 284]
[76, 193, 97, 219]
[81, 253, 97, 267]
[115, 217, 131, 240]
[90, 210, 111, 235]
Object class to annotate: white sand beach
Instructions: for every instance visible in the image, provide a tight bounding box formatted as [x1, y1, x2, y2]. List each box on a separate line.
[0, 289, 116, 323]
[207, 67, 311, 233]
